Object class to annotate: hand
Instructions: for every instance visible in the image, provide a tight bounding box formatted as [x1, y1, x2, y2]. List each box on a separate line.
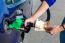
[20, 17, 35, 30]
[50, 25, 64, 35]
[44, 22, 53, 33]
[45, 26, 53, 34]
[25, 17, 35, 26]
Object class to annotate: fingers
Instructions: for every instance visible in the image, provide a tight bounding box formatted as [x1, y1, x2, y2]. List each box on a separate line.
[49, 25, 64, 35]
[50, 26, 60, 35]
[24, 19, 31, 26]
[50, 29, 57, 35]
[44, 25, 59, 35]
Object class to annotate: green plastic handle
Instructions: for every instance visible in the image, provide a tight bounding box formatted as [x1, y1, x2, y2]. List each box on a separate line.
[8, 18, 24, 31]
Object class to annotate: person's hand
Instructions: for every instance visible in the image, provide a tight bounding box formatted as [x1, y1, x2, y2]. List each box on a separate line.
[20, 17, 35, 30]
[44, 22, 53, 33]
[50, 25, 64, 35]
[24, 17, 35, 26]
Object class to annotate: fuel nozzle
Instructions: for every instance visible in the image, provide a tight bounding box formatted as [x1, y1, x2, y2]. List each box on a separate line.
[7, 18, 34, 33]
[23, 22, 34, 33]
[5, 16, 34, 33]
[4, 9, 34, 33]
[8, 18, 24, 31]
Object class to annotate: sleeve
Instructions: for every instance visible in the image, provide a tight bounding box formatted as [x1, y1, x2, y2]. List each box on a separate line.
[45, 0, 56, 7]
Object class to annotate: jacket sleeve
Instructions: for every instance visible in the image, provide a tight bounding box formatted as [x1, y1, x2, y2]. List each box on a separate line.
[45, 0, 56, 7]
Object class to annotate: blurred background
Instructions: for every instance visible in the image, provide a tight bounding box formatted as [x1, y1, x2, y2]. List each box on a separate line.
[23, 0, 65, 43]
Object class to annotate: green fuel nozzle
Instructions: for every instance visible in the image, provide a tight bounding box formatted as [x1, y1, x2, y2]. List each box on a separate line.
[8, 18, 24, 31]
[5, 9, 34, 33]
[8, 18, 33, 33]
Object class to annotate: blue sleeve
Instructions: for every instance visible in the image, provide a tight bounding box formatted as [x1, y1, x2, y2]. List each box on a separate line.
[45, 0, 56, 7]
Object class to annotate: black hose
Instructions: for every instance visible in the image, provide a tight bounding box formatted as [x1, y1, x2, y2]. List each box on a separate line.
[46, 8, 51, 21]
